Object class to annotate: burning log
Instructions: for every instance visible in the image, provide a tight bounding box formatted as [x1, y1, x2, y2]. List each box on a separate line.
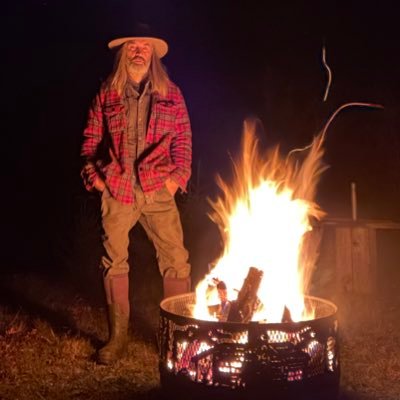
[282, 306, 293, 323]
[227, 267, 263, 323]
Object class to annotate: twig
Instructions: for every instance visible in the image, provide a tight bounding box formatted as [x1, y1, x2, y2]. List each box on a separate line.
[7, 307, 22, 328]
[287, 102, 384, 159]
[320, 102, 384, 142]
[35, 391, 46, 400]
[322, 45, 332, 102]
[39, 335, 53, 344]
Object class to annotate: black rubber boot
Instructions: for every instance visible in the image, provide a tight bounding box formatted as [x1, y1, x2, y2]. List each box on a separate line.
[97, 304, 129, 365]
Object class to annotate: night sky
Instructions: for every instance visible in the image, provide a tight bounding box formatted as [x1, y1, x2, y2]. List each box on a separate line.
[2, 0, 400, 271]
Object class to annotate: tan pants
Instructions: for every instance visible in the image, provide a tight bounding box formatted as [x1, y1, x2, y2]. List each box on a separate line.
[100, 185, 190, 278]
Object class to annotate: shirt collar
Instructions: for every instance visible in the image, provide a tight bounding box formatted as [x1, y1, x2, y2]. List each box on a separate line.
[125, 77, 152, 98]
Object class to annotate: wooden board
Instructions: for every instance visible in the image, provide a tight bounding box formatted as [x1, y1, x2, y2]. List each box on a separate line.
[351, 227, 377, 293]
[335, 227, 353, 293]
[334, 226, 377, 294]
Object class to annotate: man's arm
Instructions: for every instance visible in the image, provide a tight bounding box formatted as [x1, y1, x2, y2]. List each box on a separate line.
[80, 90, 106, 192]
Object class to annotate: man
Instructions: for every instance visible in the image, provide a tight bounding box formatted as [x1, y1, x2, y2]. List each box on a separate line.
[80, 29, 192, 364]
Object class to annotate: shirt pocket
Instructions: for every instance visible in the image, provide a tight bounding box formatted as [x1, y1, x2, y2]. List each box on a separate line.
[104, 104, 125, 133]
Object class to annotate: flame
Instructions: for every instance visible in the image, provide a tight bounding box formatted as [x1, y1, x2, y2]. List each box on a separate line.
[194, 119, 327, 323]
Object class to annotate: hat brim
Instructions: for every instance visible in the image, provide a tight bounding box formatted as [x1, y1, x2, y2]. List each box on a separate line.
[108, 37, 168, 58]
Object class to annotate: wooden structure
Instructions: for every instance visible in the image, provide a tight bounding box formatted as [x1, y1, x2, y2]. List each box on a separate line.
[320, 218, 400, 294]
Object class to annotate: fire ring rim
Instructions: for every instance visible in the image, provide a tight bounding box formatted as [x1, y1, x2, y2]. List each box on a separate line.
[160, 293, 337, 328]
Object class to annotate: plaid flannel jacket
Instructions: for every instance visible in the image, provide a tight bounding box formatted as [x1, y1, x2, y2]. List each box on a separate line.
[81, 80, 192, 204]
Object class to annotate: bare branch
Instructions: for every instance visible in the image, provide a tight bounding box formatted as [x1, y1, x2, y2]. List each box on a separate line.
[322, 45, 332, 102]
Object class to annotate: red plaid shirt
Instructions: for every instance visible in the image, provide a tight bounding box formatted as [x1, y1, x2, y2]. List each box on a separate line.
[81, 80, 192, 204]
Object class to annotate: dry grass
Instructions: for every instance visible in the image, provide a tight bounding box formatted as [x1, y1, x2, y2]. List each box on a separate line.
[0, 273, 399, 400]
[337, 292, 400, 400]
[0, 274, 161, 400]
[0, 324, 159, 400]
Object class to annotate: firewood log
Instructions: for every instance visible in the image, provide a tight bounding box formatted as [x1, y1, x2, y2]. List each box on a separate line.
[227, 267, 263, 323]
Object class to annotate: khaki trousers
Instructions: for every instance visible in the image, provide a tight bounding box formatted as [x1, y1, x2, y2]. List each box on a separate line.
[100, 185, 190, 278]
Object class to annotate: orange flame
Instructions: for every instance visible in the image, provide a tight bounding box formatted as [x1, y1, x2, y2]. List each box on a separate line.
[194, 119, 327, 322]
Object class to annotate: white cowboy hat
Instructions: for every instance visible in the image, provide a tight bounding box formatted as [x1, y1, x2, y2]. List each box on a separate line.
[107, 24, 168, 58]
[108, 36, 168, 58]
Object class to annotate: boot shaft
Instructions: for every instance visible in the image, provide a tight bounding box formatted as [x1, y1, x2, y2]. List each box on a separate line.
[103, 273, 130, 316]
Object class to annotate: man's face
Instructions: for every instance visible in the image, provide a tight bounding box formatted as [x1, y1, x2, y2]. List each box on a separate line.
[126, 39, 153, 74]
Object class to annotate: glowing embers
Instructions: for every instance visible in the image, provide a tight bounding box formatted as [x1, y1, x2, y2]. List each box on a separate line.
[169, 324, 334, 385]
[264, 327, 311, 344]
[174, 340, 247, 387]
[249, 326, 328, 383]
[175, 340, 212, 372]
[171, 325, 248, 387]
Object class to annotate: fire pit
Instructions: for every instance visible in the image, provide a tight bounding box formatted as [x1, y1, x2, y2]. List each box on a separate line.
[159, 293, 339, 400]
[157, 124, 344, 399]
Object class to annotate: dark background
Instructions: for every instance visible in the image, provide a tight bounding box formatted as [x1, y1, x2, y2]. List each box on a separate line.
[1, 0, 400, 279]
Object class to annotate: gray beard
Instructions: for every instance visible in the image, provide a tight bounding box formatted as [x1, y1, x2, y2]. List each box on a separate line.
[127, 61, 150, 75]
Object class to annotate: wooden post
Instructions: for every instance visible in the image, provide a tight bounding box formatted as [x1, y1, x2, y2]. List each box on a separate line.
[351, 182, 357, 221]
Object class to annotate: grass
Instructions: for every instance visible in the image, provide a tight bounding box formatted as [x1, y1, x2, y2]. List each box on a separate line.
[337, 293, 400, 400]
[0, 326, 159, 400]
[0, 273, 161, 400]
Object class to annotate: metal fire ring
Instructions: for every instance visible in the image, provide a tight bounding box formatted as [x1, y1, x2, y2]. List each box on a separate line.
[159, 293, 340, 400]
